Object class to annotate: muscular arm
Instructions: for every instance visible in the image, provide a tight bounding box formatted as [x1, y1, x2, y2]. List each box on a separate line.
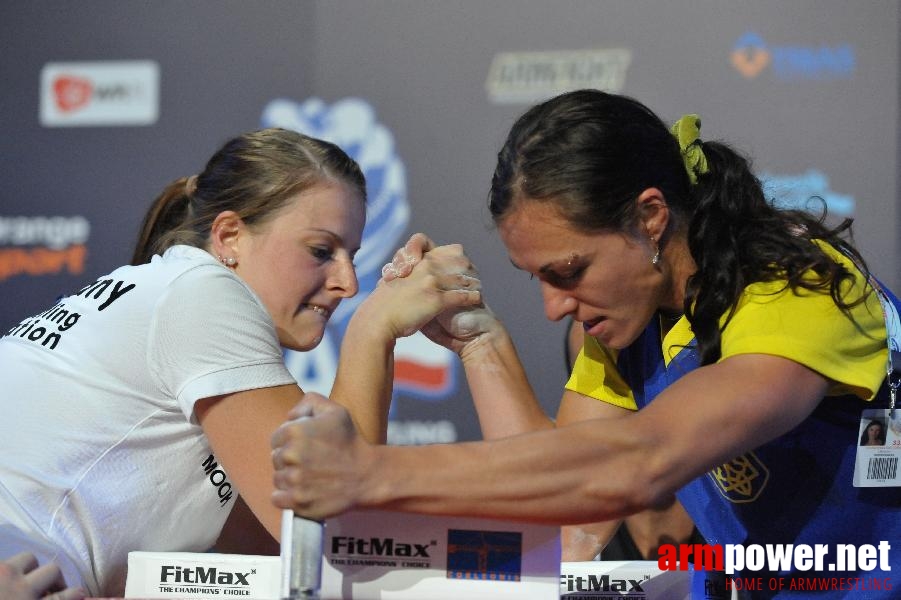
[329, 305, 396, 444]
[381, 234, 553, 439]
[557, 321, 624, 559]
[381, 354, 827, 521]
[555, 388, 698, 560]
[273, 353, 828, 524]
[195, 239, 482, 547]
[195, 324, 396, 546]
[556, 390, 630, 560]
[195, 315, 400, 546]
[326, 238, 488, 445]
[460, 322, 554, 438]
[331, 242, 483, 443]
[197, 384, 304, 543]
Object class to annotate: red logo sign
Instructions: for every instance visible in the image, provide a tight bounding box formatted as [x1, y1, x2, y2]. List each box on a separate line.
[53, 76, 93, 112]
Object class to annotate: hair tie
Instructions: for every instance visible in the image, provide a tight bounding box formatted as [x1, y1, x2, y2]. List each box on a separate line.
[671, 114, 709, 185]
[185, 175, 198, 197]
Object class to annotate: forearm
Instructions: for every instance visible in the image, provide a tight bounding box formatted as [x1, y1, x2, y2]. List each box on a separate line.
[406, 354, 829, 525]
[359, 417, 656, 524]
[331, 305, 395, 444]
[460, 325, 554, 439]
[554, 392, 633, 557]
[331, 243, 484, 443]
[562, 521, 621, 561]
[273, 354, 830, 526]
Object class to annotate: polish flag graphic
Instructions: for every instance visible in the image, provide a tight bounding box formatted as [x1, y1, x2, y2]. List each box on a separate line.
[393, 334, 455, 397]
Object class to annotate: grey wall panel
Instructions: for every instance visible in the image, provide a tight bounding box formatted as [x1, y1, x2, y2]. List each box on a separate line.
[1, 0, 897, 443]
[1, 0, 317, 327]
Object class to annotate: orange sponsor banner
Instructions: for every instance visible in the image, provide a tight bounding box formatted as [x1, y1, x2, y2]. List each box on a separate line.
[0, 245, 87, 281]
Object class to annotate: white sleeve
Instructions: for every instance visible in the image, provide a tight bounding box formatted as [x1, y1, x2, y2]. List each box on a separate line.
[147, 265, 297, 422]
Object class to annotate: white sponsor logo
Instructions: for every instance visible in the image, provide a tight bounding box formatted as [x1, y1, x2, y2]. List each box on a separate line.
[387, 420, 457, 446]
[0, 215, 91, 281]
[0, 215, 90, 249]
[40, 60, 159, 127]
[486, 48, 631, 105]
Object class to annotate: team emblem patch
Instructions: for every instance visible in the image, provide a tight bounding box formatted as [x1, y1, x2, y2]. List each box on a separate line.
[708, 451, 769, 503]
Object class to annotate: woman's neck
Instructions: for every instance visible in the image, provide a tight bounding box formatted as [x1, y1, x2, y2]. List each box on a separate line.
[659, 234, 695, 315]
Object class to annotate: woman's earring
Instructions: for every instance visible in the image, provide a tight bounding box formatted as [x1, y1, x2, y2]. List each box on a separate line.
[218, 255, 237, 267]
[650, 238, 660, 266]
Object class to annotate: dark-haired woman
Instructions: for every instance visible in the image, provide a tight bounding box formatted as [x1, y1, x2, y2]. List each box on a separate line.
[0, 128, 481, 597]
[272, 91, 900, 596]
[860, 419, 887, 446]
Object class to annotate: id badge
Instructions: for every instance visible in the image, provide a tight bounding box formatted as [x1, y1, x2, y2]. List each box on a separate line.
[852, 408, 901, 487]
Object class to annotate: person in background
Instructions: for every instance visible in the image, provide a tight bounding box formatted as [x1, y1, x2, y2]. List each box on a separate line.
[0, 552, 84, 600]
[271, 90, 900, 596]
[563, 318, 704, 562]
[0, 128, 481, 597]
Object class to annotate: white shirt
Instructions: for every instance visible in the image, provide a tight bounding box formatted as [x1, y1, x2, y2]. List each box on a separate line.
[0, 246, 296, 595]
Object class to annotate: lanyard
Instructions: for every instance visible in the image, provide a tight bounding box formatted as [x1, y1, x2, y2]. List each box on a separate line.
[872, 280, 901, 416]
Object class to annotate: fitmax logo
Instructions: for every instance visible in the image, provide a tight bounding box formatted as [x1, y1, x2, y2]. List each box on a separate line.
[560, 573, 646, 593]
[331, 536, 433, 558]
[159, 565, 252, 585]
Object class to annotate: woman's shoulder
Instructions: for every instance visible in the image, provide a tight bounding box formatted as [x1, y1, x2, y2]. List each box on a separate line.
[160, 251, 267, 316]
[738, 239, 877, 308]
[725, 241, 888, 399]
[139, 246, 260, 304]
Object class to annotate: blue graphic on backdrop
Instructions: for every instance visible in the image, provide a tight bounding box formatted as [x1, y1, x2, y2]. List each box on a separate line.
[761, 169, 855, 217]
[732, 32, 855, 80]
[261, 97, 457, 401]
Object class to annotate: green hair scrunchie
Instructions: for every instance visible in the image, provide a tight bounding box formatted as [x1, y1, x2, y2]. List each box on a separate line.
[671, 114, 709, 185]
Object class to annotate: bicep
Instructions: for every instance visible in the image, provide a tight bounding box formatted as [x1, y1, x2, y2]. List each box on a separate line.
[196, 384, 305, 542]
[638, 353, 830, 495]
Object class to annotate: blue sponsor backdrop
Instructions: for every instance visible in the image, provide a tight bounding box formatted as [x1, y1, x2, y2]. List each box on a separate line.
[1, 1, 898, 444]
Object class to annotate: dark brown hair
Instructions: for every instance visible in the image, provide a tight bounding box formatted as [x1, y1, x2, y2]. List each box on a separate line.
[489, 89, 869, 364]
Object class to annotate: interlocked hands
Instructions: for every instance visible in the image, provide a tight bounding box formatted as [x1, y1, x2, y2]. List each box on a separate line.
[379, 233, 501, 356]
[360, 234, 483, 342]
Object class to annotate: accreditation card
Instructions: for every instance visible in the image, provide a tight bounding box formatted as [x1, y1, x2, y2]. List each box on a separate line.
[853, 408, 901, 487]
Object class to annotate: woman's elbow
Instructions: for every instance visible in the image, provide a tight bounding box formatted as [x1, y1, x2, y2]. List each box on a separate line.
[577, 448, 675, 522]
